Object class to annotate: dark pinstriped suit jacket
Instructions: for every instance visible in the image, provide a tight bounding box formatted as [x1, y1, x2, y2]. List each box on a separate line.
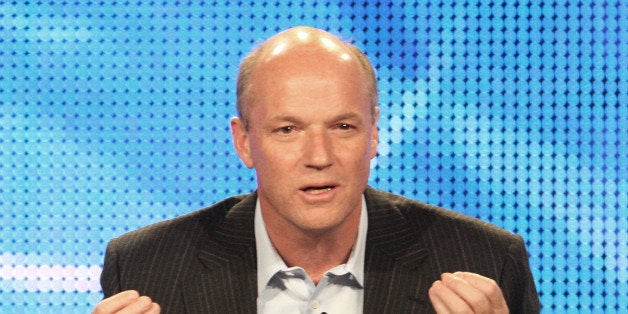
[100, 187, 540, 313]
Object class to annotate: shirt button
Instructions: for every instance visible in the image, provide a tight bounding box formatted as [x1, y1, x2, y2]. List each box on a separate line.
[311, 300, 319, 309]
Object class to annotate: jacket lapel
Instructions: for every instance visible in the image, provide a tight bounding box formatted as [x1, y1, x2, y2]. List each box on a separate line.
[180, 193, 258, 313]
[363, 187, 434, 313]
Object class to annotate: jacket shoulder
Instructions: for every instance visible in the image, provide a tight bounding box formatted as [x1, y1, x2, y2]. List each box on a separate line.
[106, 193, 251, 257]
[366, 187, 521, 244]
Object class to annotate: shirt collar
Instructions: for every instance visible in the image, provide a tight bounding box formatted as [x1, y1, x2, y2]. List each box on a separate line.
[255, 196, 368, 294]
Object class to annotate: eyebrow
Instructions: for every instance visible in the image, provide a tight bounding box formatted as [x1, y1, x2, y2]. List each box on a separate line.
[267, 115, 304, 125]
[330, 112, 362, 122]
[268, 112, 364, 125]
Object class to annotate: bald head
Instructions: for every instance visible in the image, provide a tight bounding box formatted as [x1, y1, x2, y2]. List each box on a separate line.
[236, 27, 378, 128]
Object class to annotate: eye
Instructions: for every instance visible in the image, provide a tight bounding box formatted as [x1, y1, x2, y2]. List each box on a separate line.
[338, 123, 354, 130]
[276, 125, 294, 134]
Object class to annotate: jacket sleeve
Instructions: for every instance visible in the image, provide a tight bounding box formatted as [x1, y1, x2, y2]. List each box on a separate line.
[499, 236, 541, 313]
[99, 239, 122, 298]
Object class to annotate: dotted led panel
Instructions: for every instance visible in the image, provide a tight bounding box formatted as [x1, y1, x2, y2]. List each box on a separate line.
[0, 0, 626, 312]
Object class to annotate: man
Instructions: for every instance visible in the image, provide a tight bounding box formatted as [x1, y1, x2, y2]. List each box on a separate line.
[93, 27, 540, 313]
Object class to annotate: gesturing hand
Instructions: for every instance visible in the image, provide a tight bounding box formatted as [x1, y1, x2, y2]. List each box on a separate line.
[92, 290, 161, 314]
[429, 272, 509, 313]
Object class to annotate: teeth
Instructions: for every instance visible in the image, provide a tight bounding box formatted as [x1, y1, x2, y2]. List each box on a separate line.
[306, 187, 332, 194]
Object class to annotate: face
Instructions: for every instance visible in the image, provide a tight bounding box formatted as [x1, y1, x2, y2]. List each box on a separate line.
[231, 46, 379, 236]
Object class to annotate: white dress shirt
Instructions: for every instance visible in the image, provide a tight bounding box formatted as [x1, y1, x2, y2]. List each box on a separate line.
[255, 197, 368, 314]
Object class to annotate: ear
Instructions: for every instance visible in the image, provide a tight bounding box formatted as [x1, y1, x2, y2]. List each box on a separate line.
[369, 106, 380, 159]
[231, 117, 255, 168]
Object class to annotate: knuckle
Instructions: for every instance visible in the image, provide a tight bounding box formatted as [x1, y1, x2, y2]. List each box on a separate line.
[486, 281, 502, 296]
[152, 303, 162, 313]
[468, 294, 491, 312]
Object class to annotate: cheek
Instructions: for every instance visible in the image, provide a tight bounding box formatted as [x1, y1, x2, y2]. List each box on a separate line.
[250, 140, 300, 170]
[338, 140, 374, 164]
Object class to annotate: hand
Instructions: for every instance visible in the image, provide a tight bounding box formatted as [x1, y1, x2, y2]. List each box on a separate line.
[92, 290, 161, 314]
[428, 272, 509, 313]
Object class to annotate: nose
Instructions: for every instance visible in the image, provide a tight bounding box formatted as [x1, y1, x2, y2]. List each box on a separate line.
[303, 129, 334, 170]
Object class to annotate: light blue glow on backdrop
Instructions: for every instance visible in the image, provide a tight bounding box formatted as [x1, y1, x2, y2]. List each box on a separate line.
[1, 0, 626, 312]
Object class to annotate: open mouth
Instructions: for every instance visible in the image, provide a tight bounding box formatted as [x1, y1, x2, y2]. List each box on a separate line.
[302, 185, 335, 195]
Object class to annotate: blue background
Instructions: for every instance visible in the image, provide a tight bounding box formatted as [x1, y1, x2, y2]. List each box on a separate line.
[1, 0, 626, 312]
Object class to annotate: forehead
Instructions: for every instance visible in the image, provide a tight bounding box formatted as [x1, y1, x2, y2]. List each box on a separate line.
[251, 44, 368, 93]
[250, 62, 370, 112]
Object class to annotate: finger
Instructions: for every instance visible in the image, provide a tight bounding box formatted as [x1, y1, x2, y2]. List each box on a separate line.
[428, 278, 472, 313]
[428, 281, 451, 314]
[441, 273, 492, 313]
[146, 302, 161, 314]
[117, 296, 157, 314]
[92, 290, 140, 314]
[454, 272, 509, 311]
[427, 280, 447, 313]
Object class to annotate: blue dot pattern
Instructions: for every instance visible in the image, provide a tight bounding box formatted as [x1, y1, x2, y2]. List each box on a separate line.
[0, 1, 626, 312]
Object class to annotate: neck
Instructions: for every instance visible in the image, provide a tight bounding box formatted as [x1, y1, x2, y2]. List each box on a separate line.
[274, 229, 357, 284]
[263, 209, 361, 284]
